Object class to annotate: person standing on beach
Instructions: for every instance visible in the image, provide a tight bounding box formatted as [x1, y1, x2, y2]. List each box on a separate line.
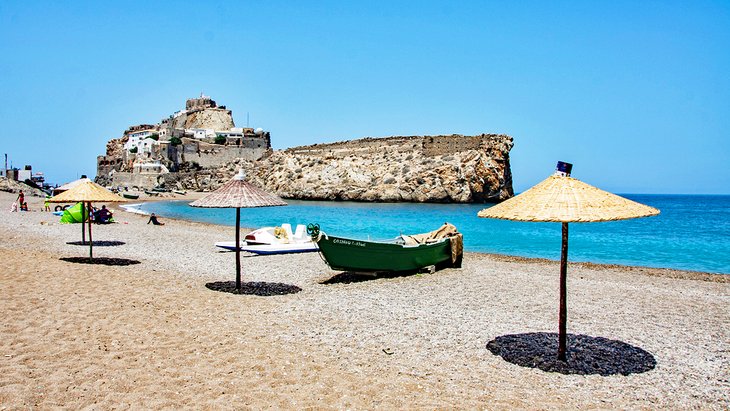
[16, 190, 24, 208]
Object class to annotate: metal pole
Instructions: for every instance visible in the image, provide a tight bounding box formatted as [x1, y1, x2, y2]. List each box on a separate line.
[558, 222, 569, 361]
[235, 207, 241, 292]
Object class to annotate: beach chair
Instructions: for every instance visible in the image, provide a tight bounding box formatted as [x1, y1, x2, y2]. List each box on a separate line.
[293, 224, 307, 242]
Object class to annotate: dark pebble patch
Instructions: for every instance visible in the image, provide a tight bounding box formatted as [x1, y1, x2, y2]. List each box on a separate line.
[66, 240, 126, 247]
[205, 281, 302, 296]
[486, 332, 656, 376]
[59, 257, 141, 266]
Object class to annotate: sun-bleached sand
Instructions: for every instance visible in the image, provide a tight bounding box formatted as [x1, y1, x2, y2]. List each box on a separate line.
[0, 192, 728, 409]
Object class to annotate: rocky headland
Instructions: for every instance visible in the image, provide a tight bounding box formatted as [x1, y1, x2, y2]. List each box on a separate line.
[176, 134, 514, 203]
[96, 96, 514, 203]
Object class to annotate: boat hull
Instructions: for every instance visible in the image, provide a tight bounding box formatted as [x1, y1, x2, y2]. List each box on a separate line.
[122, 193, 139, 199]
[315, 235, 454, 273]
[215, 241, 317, 255]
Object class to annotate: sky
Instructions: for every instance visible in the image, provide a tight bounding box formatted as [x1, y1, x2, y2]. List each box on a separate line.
[1, 1, 728, 194]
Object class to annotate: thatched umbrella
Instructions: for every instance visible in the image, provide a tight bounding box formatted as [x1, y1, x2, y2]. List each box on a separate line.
[48, 181, 127, 259]
[52, 177, 92, 196]
[190, 169, 287, 292]
[478, 161, 659, 361]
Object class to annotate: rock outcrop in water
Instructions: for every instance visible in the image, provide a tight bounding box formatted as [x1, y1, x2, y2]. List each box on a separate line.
[165, 134, 514, 203]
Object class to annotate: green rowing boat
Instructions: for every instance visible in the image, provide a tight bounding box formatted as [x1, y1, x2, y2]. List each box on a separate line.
[308, 223, 462, 273]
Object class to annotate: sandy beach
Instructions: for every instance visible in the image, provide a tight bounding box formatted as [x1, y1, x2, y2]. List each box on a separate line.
[0, 191, 727, 409]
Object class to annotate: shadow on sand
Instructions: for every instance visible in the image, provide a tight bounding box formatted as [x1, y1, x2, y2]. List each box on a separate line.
[320, 270, 421, 285]
[66, 240, 126, 247]
[59, 257, 141, 266]
[205, 281, 302, 296]
[487, 332, 656, 376]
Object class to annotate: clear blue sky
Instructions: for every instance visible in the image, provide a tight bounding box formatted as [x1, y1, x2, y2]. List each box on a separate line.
[1, 1, 728, 194]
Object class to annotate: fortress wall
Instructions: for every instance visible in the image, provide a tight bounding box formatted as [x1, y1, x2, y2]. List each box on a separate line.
[96, 155, 122, 179]
[192, 146, 270, 168]
[283, 134, 509, 159]
[170, 138, 271, 169]
[110, 172, 162, 190]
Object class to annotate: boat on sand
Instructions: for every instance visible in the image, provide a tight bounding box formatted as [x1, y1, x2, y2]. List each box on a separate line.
[215, 241, 317, 255]
[215, 223, 317, 255]
[308, 222, 463, 273]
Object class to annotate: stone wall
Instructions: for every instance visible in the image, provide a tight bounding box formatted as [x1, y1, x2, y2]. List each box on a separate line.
[109, 172, 165, 191]
[166, 137, 271, 170]
[96, 155, 123, 179]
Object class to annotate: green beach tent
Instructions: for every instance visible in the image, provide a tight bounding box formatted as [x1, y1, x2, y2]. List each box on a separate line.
[59, 202, 86, 224]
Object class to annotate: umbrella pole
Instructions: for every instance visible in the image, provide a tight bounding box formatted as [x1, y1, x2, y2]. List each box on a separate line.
[558, 222, 569, 361]
[235, 207, 241, 292]
[81, 202, 86, 244]
[88, 202, 93, 259]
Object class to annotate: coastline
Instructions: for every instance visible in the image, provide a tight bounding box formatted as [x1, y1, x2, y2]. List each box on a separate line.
[1, 191, 728, 408]
[117, 195, 729, 281]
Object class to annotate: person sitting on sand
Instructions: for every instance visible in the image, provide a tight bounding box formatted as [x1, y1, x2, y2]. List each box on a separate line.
[9, 202, 18, 212]
[96, 205, 113, 224]
[20, 202, 28, 211]
[147, 213, 164, 225]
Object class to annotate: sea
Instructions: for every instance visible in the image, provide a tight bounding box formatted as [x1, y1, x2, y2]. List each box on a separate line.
[127, 195, 730, 274]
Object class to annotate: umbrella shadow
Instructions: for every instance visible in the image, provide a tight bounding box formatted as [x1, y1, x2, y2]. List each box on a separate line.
[59, 257, 141, 266]
[66, 240, 126, 247]
[205, 281, 302, 296]
[486, 332, 656, 376]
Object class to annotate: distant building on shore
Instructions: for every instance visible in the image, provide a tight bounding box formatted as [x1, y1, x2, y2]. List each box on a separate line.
[2, 161, 48, 189]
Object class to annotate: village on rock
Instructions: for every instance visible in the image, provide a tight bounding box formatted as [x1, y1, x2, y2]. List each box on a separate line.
[96, 94, 271, 191]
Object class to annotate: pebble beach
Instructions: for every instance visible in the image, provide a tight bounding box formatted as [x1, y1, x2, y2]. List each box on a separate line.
[0, 192, 728, 409]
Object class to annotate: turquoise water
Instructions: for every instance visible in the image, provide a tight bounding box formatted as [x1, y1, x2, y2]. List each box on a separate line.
[131, 195, 730, 274]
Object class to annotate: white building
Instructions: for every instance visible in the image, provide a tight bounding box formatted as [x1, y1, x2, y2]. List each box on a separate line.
[124, 136, 158, 153]
[132, 160, 169, 174]
[16, 169, 31, 181]
[187, 128, 215, 139]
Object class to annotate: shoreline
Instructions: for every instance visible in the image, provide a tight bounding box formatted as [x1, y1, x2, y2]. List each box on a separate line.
[115, 199, 730, 282]
[8, 191, 730, 279]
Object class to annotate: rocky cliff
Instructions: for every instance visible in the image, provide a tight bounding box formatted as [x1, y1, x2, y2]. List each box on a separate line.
[168, 134, 514, 203]
[172, 108, 235, 131]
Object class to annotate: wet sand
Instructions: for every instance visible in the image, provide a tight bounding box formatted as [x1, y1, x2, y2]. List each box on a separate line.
[0, 192, 728, 409]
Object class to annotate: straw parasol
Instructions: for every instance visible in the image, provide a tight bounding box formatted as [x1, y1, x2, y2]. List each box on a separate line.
[52, 177, 92, 196]
[48, 181, 127, 258]
[478, 161, 659, 361]
[190, 169, 286, 292]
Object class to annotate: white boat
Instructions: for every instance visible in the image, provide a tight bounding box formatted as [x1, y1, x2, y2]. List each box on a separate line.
[243, 224, 310, 245]
[215, 224, 317, 254]
[214, 241, 318, 255]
